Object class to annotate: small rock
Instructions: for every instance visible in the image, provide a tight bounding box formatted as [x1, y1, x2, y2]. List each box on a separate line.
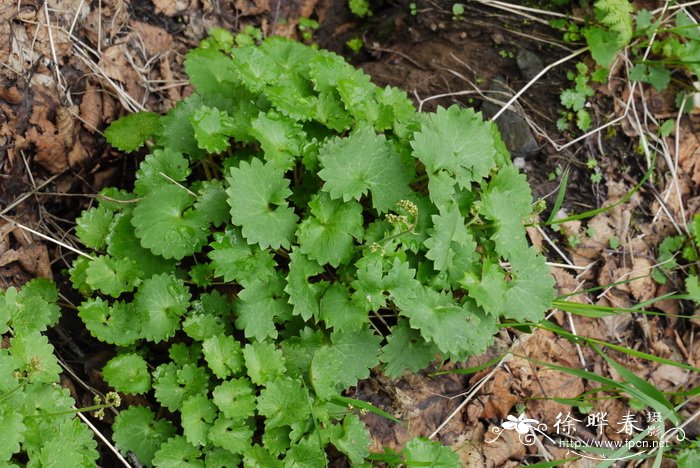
[481, 77, 539, 159]
[516, 49, 544, 81]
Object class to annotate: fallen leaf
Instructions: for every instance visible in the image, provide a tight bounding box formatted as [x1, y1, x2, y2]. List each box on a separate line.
[151, 0, 191, 16]
[130, 21, 173, 56]
[235, 0, 271, 16]
[80, 84, 103, 132]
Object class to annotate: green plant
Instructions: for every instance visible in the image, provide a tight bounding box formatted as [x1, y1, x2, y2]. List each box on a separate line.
[298, 17, 319, 44]
[349, 0, 372, 18]
[558, 62, 596, 131]
[0, 279, 102, 465]
[409, 2, 417, 16]
[555, 2, 700, 132]
[346, 37, 363, 53]
[452, 3, 465, 21]
[45, 30, 554, 465]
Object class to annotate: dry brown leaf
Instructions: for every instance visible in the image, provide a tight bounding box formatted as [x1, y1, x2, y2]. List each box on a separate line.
[151, 0, 190, 16]
[479, 370, 519, 419]
[551, 267, 585, 302]
[271, 0, 318, 38]
[628, 257, 657, 303]
[482, 424, 526, 467]
[235, 0, 271, 16]
[130, 21, 173, 56]
[18, 243, 53, 279]
[80, 84, 103, 132]
[508, 331, 585, 422]
[677, 121, 700, 186]
[0, 86, 23, 105]
[650, 364, 689, 390]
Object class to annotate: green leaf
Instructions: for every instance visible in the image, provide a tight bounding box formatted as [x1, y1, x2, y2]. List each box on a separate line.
[311, 329, 381, 399]
[284, 438, 328, 467]
[351, 255, 420, 312]
[244, 445, 284, 468]
[152, 436, 204, 467]
[10, 332, 61, 383]
[113, 406, 177, 466]
[75, 205, 114, 249]
[85, 255, 142, 297]
[202, 334, 244, 379]
[257, 377, 311, 429]
[190, 106, 237, 153]
[395, 287, 496, 357]
[183, 313, 227, 342]
[157, 95, 206, 159]
[235, 276, 292, 342]
[285, 249, 327, 321]
[153, 363, 210, 412]
[78, 298, 142, 346]
[105, 111, 161, 152]
[226, 158, 299, 249]
[194, 180, 229, 227]
[134, 273, 191, 342]
[318, 127, 411, 213]
[181, 395, 218, 447]
[402, 437, 460, 468]
[102, 353, 151, 394]
[330, 414, 371, 465]
[208, 228, 275, 286]
[205, 447, 242, 467]
[107, 211, 176, 279]
[250, 111, 305, 171]
[184, 48, 240, 96]
[560, 89, 587, 111]
[629, 64, 671, 91]
[2, 282, 60, 335]
[243, 341, 286, 386]
[480, 164, 533, 259]
[230, 46, 278, 92]
[583, 27, 621, 67]
[425, 205, 478, 284]
[685, 275, 700, 302]
[133, 185, 210, 260]
[594, 0, 634, 46]
[462, 260, 508, 316]
[208, 416, 254, 455]
[212, 378, 257, 421]
[411, 105, 496, 190]
[297, 193, 363, 267]
[380, 320, 439, 378]
[134, 148, 190, 196]
[502, 246, 556, 322]
[320, 283, 367, 332]
[0, 404, 25, 461]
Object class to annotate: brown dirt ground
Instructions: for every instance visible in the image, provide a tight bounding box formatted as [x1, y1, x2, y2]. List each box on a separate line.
[1, 0, 699, 466]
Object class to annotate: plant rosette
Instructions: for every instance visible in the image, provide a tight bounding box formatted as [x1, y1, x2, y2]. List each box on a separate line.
[68, 30, 556, 466]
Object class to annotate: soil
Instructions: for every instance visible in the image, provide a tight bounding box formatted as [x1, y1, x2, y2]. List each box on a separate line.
[1, 0, 699, 466]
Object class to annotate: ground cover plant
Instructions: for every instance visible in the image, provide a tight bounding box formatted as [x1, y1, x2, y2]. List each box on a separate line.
[3, 0, 699, 466]
[0, 30, 554, 466]
[556, 0, 700, 131]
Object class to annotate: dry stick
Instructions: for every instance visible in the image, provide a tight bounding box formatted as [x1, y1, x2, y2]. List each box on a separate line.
[428, 353, 511, 440]
[474, 0, 585, 22]
[75, 411, 131, 468]
[490, 47, 588, 122]
[0, 173, 62, 216]
[0, 214, 94, 260]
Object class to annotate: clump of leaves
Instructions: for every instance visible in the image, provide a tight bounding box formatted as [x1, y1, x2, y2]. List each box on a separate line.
[72, 29, 554, 466]
[0, 279, 99, 465]
[556, 1, 700, 131]
[349, 0, 372, 18]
